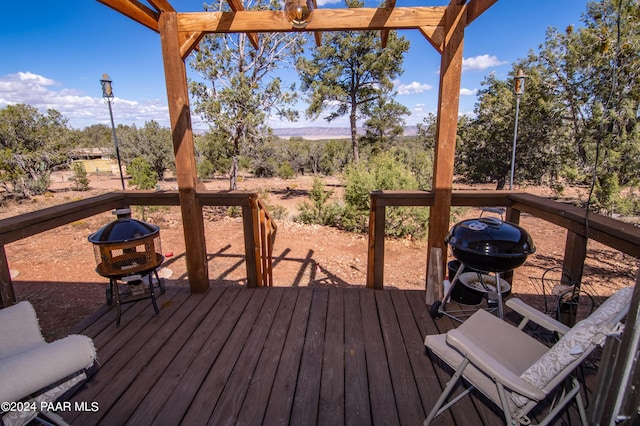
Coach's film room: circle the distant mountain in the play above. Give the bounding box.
[273,126,419,139]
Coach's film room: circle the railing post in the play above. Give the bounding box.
[563,231,587,286]
[503,206,521,284]
[0,245,15,308]
[367,192,385,289]
[242,196,260,288]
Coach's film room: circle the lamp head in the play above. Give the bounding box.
[514,69,526,96]
[284,0,314,29]
[101,73,114,99]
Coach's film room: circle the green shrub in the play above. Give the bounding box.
[72,163,90,191]
[277,163,295,179]
[297,153,429,238]
[298,178,333,224]
[127,157,157,190]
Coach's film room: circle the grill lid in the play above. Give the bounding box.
[445,217,535,257]
[88,209,159,244]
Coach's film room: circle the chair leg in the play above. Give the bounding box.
[496,382,518,425]
[36,409,71,426]
[424,358,470,425]
[538,377,583,426]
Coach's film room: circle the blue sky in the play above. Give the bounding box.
[0,0,588,131]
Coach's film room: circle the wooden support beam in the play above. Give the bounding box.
[380,0,396,48]
[465,0,497,26]
[426,2,466,280]
[419,25,444,53]
[159,11,210,293]
[98,0,160,31]
[147,0,175,13]
[177,7,446,33]
[225,0,260,49]
[312,0,322,47]
[179,31,205,59]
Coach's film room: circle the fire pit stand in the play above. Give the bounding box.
[103,262,165,326]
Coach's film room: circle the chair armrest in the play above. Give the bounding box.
[446,328,547,401]
[506,298,570,335]
[0,335,96,403]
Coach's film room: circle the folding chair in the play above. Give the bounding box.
[0,301,97,426]
[424,286,632,425]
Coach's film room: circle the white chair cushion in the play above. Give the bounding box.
[0,302,45,359]
[0,334,96,403]
[511,286,632,407]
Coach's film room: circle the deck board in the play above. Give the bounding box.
[62,286,589,425]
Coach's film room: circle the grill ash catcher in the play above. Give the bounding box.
[430,208,535,321]
[88,208,166,325]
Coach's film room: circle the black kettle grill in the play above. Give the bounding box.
[431,208,536,320]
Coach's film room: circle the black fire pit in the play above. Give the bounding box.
[88,208,165,325]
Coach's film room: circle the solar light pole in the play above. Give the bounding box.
[509,69,526,190]
[100,74,125,190]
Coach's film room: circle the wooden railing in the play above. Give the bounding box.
[2,189,639,304]
[366,190,640,290]
[0,190,277,306]
[250,196,277,287]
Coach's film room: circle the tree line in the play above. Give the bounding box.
[0,0,637,218]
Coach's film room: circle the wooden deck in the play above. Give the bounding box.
[62,286,592,425]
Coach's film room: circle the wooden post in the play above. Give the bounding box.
[0,245,15,307]
[242,198,259,288]
[558,230,588,326]
[367,192,386,290]
[563,230,587,286]
[426,2,466,282]
[426,247,443,305]
[158,12,209,293]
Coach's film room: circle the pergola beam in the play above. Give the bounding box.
[466,0,497,26]
[225,0,260,49]
[176,7,446,33]
[380,0,396,48]
[98,0,160,31]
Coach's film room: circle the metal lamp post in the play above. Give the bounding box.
[509,69,526,190]
[100,74,125,190]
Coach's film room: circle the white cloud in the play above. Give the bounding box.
[0,72,169,129]
[316,0,342,5]
[462,54,507,72]
[397,81,433,95]
[460,88,478,96]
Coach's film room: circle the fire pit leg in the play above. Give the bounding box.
[147,272,160,316]
[112,278,122,326]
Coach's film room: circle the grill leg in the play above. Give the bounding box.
[495,272,504,319]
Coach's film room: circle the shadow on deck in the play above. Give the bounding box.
[63,286,594,425]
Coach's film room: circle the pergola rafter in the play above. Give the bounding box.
[97,0,496,293]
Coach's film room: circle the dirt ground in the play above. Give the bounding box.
[2,172,638,341]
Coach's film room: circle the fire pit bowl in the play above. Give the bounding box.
[88,209,163,278]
